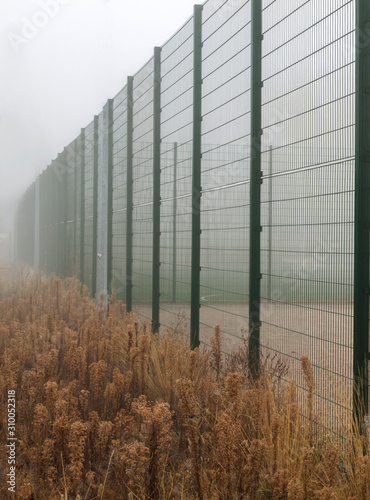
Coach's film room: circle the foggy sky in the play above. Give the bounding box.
[0,0,197,232]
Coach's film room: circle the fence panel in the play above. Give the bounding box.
[64,141,77,277]
[83,120,95,290]
[199,0,252,348]
[40,168,52,274]
[259,0,356,427]
[112,88,128,302]
[49,160,62,276]
[16,183,35,268]
[131,60,155,321]
[73,136,82,279]
[159,17,194,334]
[39,172,47,271]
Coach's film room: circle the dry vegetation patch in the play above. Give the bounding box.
[0,272,368,499]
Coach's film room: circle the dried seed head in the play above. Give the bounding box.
[300,356,315,392]
[287,478,304,500]
[273,468,289,499]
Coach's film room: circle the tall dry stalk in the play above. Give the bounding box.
[213,409,240,499]
[210,324,222,381]
[300,355,315,447]
[175,378,203,500]
[243,439,268,498]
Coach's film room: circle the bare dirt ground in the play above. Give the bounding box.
[148,300,360,427]
[156,301,353,371]
[129,300,369,429]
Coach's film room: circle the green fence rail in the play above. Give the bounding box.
[15,0,369,428]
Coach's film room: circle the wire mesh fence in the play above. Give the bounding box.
[159,16,194,333]
[15,0,369,427]
[259,0,356,429]
[112,88,128,304]
[131,59,155,322]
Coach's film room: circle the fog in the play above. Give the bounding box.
[0,0,197,234]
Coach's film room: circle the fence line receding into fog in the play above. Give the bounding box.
[15,0,370,429]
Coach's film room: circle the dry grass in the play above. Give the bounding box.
[0,271,368,499]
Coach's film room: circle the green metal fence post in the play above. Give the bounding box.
[56,159,62,275]
[172,142,178,304]
[42,171,45,271]
[51,166,56,274]
[73,140,78,275]
[62,150,68,277]
[267,145,272,301]
[32,184,37,267]
[190,4,203,350]
[80,129,86,287]
[54,166,58,273]
[39,174,44,270]
[48,168,52,273]
[13,211,17,266]
[126,76,134,312]
[46,165,54,274]
[17,195,22,264]
[56,165,61,274]
[92,115,99,297]
[54,166,58,274]
[48,169,53,272]
[15,207,19,265]
[107,99,114,297]
[34,176,40,270]
[353,0,370,427]
[248,0,263,379]
[152,47,162,333]
[52,161,58,274]
[44,169,49,273]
